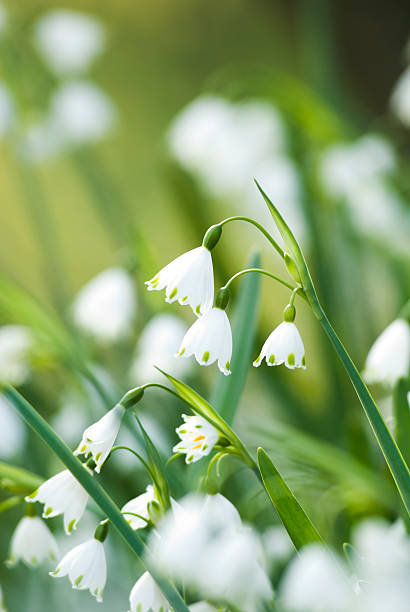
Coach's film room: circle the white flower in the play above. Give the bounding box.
[0,394,27,459]
[146,246,214,317]
[33,10,105,75]
[128,572,171,612]
[129,313,192,383]
[363,318,410,387]
[189,604,219,612]
[263,525,294,569]
[26,467,91,535]
[0,325,32,385]
[391,66,410,127]
[49,80,116,147]
[121,485,159,529]
[0,83,15,137]
[73,267,136,342]
[51,537,107,602]
[173,414,219,464]
[253,321,306,370]
[74,403,125,472]
[176,307,232,375]
[7,514,58,568]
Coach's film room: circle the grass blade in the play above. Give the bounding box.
[393,378,410,468]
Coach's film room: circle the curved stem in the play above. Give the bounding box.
[223,268,298,295]
[218,216,284,259]
[109,445,153,479]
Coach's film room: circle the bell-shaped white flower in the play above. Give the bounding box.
[121,485,159,530]
[74,403,125,472]
[145,246,214,317]
[173,414,219,464]
[253,321,306,370]
[7,512,58,568]
[363,318,410,388]
[51,526,107,602]
[176,307,232,375]
[128,572,171,612]
[26,467,91,535]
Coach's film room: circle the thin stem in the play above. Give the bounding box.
[218,216,284,259]
[289,287,301,307]
[223,268,297,294]
[109,445,153,479]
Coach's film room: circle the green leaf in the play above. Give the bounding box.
[0,461,43,492]
[1,385,189,612]
[257,447,322,550]
[393,378,410,467]
[211,250,261,425]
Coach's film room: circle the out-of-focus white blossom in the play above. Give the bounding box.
[128,571,171,612]
[363,318,410,388]
[18,119,61,163]
[173,414,219,464]
[189,603,219,612]
[129,314,192,383]
[33,10,105,75]
[390,66,410,127]
[73,267,136,342]
[0,83,15,136]
[0,394,27,458]
[7,514,58,568]
[263,525,294,569]
[0,325,32,385]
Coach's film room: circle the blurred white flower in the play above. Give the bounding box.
[129,313,191,383]
[7,513,58,568]
[390,66,410,127]
[26,467,91,535]
[49,80,116,147]
[0,394,27,459]
[121,485,159,529]
[128,571,171,612]
[33,10,105,75]
[0,83,15,136]
[73,267,136,342]
[146,246,214,317]
[176,307,232,375]
[74,403,125,472]
[189,604,218,612]
[18,118,61,163]
[51,535,107,602]
[253,321,306,370]
[363,318,410,388]
[173,414,219,464]
[263,525,294,569]
[0,325,32,385]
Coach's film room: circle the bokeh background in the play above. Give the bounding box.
[0,1,409,610]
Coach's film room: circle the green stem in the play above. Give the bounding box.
[223,268,297,294]
[319,310,410,514]
[218,216,284,259]
[1,386,189,612]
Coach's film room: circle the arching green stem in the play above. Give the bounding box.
[222,268,301,296]
[217,216,284,259]
[109,445,154,479]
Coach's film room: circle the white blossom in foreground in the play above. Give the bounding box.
[26,467,91,535]
[176,307,232,375]
[7,514,58,568]
[253,322,306,370]
[390,66,410,127]
[121,485,159,529]
[0,83,15,137]
[189,604,218,612]
[51,535,107,602]
[146,246,214,317]
[173,414,219,464]
[0,325,32,385]
[33,10,105,75]
[74,403,125,472]
[363,318,410,388]
[0,394,27,459]
[73,267,136,342]
[128,572,171,612]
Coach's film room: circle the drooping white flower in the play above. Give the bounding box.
[176,307,232,375]
[0,394,27,459]
[189,603,219,612]
[51,535,107,602]
[253,321,306,370]
[391,66,410,127]
[128,572,171,612]
[121,485,159,529]
[363,318,410,388]
[146,246,214,317]
[26,467,91,535]
[74,403,125,472]
[0,325,32,385]
[33,10,105,75]
[73,267,136,342]
[0,83,15,137]
[129,313,192,383]
[173,414,219,464]
[7,514,58,568]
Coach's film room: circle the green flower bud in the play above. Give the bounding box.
[94,520,109,542]
[202,224,222,251]
[215,286,230,310]
[284,303,296,322]
[120,386,144,410]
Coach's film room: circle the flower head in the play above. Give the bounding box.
[173,414,219,464]
[128,572,171,612]
[7,512,58,568]
[145,246,214,317]
[363,318,410,388]
[253,321,306,370]
[26,467,91,535]
[121,485,159,529]
[74,403,125,472]
[176,307,232,375]
[189,604,219,612]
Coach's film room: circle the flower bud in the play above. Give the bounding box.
[202,224,222,251]
[215,286,230,310]
[283,304,296,322]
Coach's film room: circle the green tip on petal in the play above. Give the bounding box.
[287,353,295,366]
[169,287,178,299]
[27,489,38,499]
[74,575,84,587]
[44,507,53,516]
[67,518,76,533]
[196,304,201,315]
[268,354,276,364]
[202,351,210,363]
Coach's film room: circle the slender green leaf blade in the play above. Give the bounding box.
[393,378,410,468]
[257,447,322,550]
